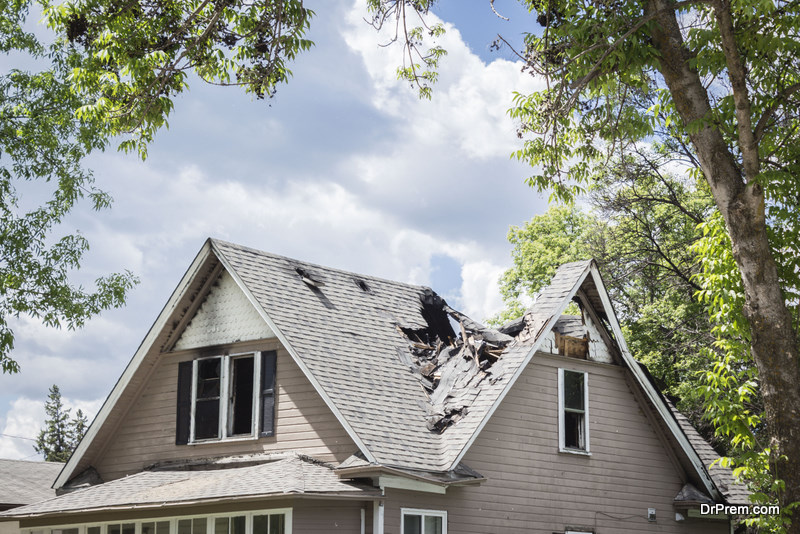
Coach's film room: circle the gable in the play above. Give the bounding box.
[173,270,275,351]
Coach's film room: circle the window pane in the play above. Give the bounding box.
[197,358,221,399]
[192,518,207,534]
[156,522,170,534]
[564,411,585,449]
[142,523,156,534]
[88,528,101,534]
[122,524,135,534]
[424,516,442,534]
[230,356,255,435]
[109,525,121,534]
[253,516,268,534]
[178,520,192,534]
[403,514,422,534]
[564,371,584,411]
[231,517,245,534]
[195,398,220,439]
[269,514,284,534]
[214,518,229,534]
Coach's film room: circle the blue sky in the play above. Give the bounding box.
[0,0,549,459]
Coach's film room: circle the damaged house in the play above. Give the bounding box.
[0,239,748,534]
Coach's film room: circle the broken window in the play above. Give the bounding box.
[229,356,255,436]
[559,368,589,453]
[176,351,277,444]
[401,509,446,534]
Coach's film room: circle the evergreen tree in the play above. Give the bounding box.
[34,385,88,462]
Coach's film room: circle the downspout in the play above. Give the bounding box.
[360,508,365,534]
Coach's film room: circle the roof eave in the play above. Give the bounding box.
[54,240,218,489]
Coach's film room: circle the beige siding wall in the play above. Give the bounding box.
[0,520,20,534]
[94,339,356,481]
[381,352,729,534]
[292,501,366,533]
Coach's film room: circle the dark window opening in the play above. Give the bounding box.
[564,411,585,449]
[230,356,255,435]
[562,369,587,451]
[195,358,221,439]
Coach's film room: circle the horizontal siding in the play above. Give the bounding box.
[95,341,356,481]
[292,501,366,532]
[382,352,728,534]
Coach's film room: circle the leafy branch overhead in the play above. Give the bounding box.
[1,0,315,375]
[44,0,314,155]
[367,0,446,100]
[375,0,800,531]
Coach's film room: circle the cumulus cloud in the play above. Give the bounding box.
[0,0,548,431]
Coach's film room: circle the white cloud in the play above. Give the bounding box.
[0,0,550,437]
[0,398,43,459]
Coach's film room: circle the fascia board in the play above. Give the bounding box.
[587,265,722,501]
[448,262,593,470]
[210,241,377,464]
[54,240,216,489]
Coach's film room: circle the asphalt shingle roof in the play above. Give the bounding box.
[214,242,594,472]
[2,455,380,518]
[0,459,62,506]
[667,403,751,506]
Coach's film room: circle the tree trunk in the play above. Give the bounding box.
[645,0,800,527]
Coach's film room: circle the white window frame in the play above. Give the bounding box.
[21,508,292,534]
[189,352,262,443]
[558,368,590,455]
[400,508,447,534]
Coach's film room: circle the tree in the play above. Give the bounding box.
[495,160,729,447]
[0,0,313,374]
[34,385,87,462]
[368,1,800,529]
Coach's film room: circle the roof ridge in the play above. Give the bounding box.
[211,238,432,292]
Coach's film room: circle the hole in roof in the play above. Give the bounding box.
[353,278,372,293]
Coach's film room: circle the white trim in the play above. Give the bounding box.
[55,241,217,489]
[399,508,447,534]
[558,368,591,455]
[589,265,721,500]
[210,241,377,463]
[378,475,446,494]
[448,262,594,469]
[372,501,384,534]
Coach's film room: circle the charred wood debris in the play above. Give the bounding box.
[396,289,516,433]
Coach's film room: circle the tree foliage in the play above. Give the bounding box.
[1,0,314,374]
[34,385,88,463]
[370,0,800,529]
[495,157,727,446]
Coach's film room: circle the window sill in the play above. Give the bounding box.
[559,447,592,456]
[188,435,260,445]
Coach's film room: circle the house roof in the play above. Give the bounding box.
[0,459,62,507]
[55,239,742,505]
[667,403,750,506]
[3,454,380,519]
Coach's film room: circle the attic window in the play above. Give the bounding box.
[175,351,277,445]
[558,368,590,454]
